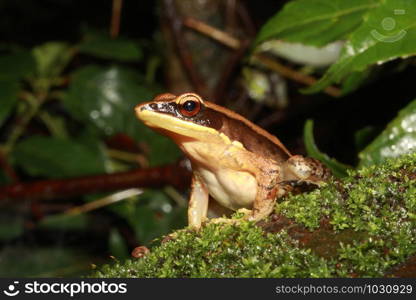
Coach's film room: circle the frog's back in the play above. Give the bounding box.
[204,101,292,163]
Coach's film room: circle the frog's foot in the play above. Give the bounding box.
[163,227,194,242]
[207,217,239,226]
[236,208,252,217]
[283,155,331,184]
[207,208,253,226]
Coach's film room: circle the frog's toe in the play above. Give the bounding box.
[207,209,254,226]
[236,208,252,217]
[164,227,195,241]
[207,217,240,226]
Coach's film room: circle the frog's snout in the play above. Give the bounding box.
[135,103,152,115]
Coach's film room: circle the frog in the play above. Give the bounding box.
[135,92,330,229]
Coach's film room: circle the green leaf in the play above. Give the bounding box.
[32,42,73,77]
[63,65,150,137]
[147,134,181,166]
[0,216,23,241]
[0,170,10,185]
[304,119,351,177]
[13,135,107,178]
[354,126,377,152]
[255,0,379,47]
[359,99,416,167]
[108,228,129,260]
[111,190,186,245]
[63,65,180,165]
[0,80,19,127]
[0,51,36,80]
[39,214,88,230]
[0,246,91,277]
[79,35,142,62]
[340,69,372,94]
[305,0,416,93]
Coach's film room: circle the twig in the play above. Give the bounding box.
[163,186,187,207]
[254,54,342,98]
[214,39,249,102]
[3,92,46,154]
[38,110,69,139]
[110,0,123,38]
[0,163,191,202]
[183,17,241,50]
[65,188,143,215]
[235,0,256,38]
[225,0,237,34]
[163,0,208,97]
[0,150,18,183]
[107,148,145,164]
[182,16,341,98]
[182,16,250,102]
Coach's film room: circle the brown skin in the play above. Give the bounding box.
[135,93,330,229]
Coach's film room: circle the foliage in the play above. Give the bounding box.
[79,33,143,62]
[359,98,416,166]
[13,136,108,178]
[255,0,416,94]
[303,120,351,177]
[0,31,182,276]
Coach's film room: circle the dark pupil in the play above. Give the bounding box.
[183,101,196,112]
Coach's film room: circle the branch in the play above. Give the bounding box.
[163,0,208,98]
[110,0,123,38]
[254,54,341,98]
[182,17,341,98]
[0,162,191,202]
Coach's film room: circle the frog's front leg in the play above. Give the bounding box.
[247,167,284,222]
[188,173,209,229]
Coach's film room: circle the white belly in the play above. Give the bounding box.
[196,168,257,211]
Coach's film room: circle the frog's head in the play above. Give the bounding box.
[135,93,224,142]
[135,92,291,161]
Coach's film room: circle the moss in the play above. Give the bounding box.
[92,153,416,278]
[93,223,333,278]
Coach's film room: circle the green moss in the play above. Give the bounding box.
[92,153,416,278]
[93,223,333,278]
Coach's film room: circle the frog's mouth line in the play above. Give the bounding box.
[136,108,218,138]
[136,108,241,148]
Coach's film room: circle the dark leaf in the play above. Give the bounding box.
[13,135,108,178]
[79,35,142,62]
[359,99,416,167]
[255,0,377,47]
[0,51,36,80]
[32,42,74,78]
[354,126,378,152]
[0,216,23,241]
[0,246,92,277]
[63,65,180,165]
[305,0,416,93]
[108,228,129,260]
[304,119,351,177]
[0,80,19,127]
[39,214,88,230]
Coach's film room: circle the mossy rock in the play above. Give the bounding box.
[92,153,416,277]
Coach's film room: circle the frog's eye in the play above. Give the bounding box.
[179,99,201,117]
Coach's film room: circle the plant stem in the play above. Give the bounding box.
[3,91,46,154]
